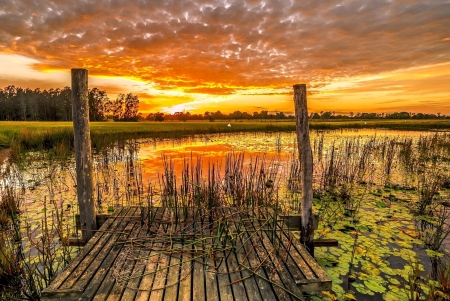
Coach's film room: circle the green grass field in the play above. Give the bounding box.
[1,119,450,151]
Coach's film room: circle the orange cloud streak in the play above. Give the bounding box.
[0,0,449,113]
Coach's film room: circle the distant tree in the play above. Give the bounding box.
[103,98,115,120]
[276,111,286,119]
[112,94,125,121]
[0,85,140,122]
[122,93,139,121]
[17,88,27,121]
[386,111,410,119]
[88,88,108,121]
[230,110,243,120]
[155,112,165,122]
[311,113,320,119]
[212,110,225,120]
[260,110,269,119]
[59,87,72,121]
[360,112,377,119]
[321,111,334,119]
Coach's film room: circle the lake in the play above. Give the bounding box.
[1,128,449,300]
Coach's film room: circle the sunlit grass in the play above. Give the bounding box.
[0,121,294,151]
[1,119,450,151]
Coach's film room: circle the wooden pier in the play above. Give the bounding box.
[42,206,331,301]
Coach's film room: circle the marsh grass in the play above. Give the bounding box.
[119,131,450,300]
[3,120,450,154]
[3,130,450,299]
[0,147,79,300]
[405,256,450,301]
[0,121,297,153]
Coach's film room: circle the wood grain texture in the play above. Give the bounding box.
[43,207,331,300]
[293,84,315,256]
[72,68,96,243]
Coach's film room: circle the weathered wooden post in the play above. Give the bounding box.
[72,68,96,243]
[293,84,315,256]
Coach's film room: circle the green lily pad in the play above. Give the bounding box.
[376,201,387,208]
[425,249,444,258]
[364,279,386,293]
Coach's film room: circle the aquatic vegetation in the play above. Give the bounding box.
[1,129,450,299]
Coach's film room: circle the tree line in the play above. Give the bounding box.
[309,111,448,120]
[145,110,449,122]
[1,85,447,122]
[145,110,295,121]
[0,85,140,121]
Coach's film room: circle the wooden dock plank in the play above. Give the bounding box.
[163,215,182,301]
[42,206,331,301]
[86,207,139,301]
[239,214,292,301]
[248,211,305,301]
[214,209,235,301]
[103,220,144,301]
[277,232,313,279]
[191,219,206,301]
[148,209,172,301]
[120,208,156,301]
[41,289,83,301]
[264,212,317,281]
[67,208,137,291]
[286,233,332,291]
[50,208,135,301]
[239,229,277,301]
[276,232,331,292]
[177,247,192,301]
[177,217,195,301]
[223,207,268,301]
[134,207,166,301]
[42,208,126,293]
[223,233,249,301]
[263,209,332,292]
[204,214,220,301]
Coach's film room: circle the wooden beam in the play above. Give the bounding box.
[75,214,111,232]
[72,68,96,243]
[279,213,319,230]
[313,239,339,247]
[68,238,85,247]
[293,84,315,257]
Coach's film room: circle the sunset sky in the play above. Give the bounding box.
[0,0,449,115]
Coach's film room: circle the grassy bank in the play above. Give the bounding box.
[0,121,294,151]
[1,119,450,151]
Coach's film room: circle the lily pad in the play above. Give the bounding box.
[364,279,386,293]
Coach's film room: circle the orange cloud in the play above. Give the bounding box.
[0,0,449,113]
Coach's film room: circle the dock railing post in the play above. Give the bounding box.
[293,84,315,257]
[72,68,97,243]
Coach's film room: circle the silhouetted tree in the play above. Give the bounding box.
[122,93,139,121]
[155,112,165,122]
[88,88,108,121]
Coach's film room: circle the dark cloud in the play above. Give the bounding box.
[0,0,449,95]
